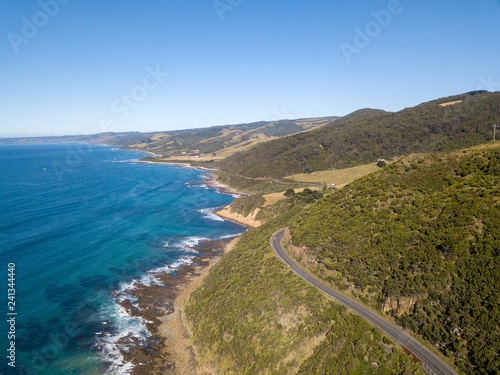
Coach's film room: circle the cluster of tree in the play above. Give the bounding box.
[284,188,324,204]
[288,144,500,374]
[217,91,500,178]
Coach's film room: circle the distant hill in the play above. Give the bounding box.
[329,107,388,125]
[120,117,336,158]
[217,91,500,178]
[287,143,500,374]
[0,132,144,146]
[0,116,337,160]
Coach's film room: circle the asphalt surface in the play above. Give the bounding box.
[271,229,459,375]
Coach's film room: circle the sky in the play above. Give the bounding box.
[0,0,499,137]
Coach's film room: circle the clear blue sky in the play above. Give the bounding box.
[1,0,499,137]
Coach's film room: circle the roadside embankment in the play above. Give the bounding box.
[215,206,262,228]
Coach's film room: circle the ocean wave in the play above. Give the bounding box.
[98,302,149,375]
[114,159,141,163]
[185,181,207,189]
[147,255,195,276]
[173,236,210,253]
[120,255,197,292]
[99,252,196,373]
[198,207,225,222]
[219,233,241,240]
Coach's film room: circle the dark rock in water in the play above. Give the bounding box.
[98,238,230,374]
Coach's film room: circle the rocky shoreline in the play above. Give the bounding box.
[107,237,239,375]
[103,159,247,374]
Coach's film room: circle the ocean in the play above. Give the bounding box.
[0,143,245,374]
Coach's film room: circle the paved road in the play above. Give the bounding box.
[271,229,459,375]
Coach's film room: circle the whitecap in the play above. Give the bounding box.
[174,236,210,252]
[98,302,150,375]
[219,233,241,240]
[198,207,225,222]
[97,238,209,373]
[145,255,196,275]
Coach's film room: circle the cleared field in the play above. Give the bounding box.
[150,133,171,141]
[439,100,463,107]
[287,163,382,189]
[129,142,150,148]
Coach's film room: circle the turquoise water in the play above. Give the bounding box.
[0,143,244,374]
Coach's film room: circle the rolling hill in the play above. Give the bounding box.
[217,91,500,178]
[122,117,336,160]
[0,116,337,162]
[287,142,500,374]
[184,142,499,374]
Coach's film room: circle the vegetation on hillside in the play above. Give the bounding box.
[212,171,307,195]
[184,93,499,374]
[226,194,266,217]
[122,117,335,157]
[288,143,500,374]
[217,91,500,178]
[297,314,424,375]
[0,117,336,162]
[185,204,425,374]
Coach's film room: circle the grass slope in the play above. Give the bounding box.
[288,143,500,374]
[288,162,382,189]
[217,91,500,178]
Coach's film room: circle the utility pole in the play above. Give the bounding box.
[494,123,498,142]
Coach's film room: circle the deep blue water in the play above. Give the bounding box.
[0,143,244,374]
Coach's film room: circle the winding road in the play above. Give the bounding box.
[271,229,459,375]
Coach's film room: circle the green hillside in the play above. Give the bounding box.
[287,143,500,374]
[217,91,500,178]
[185,203,425,374]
